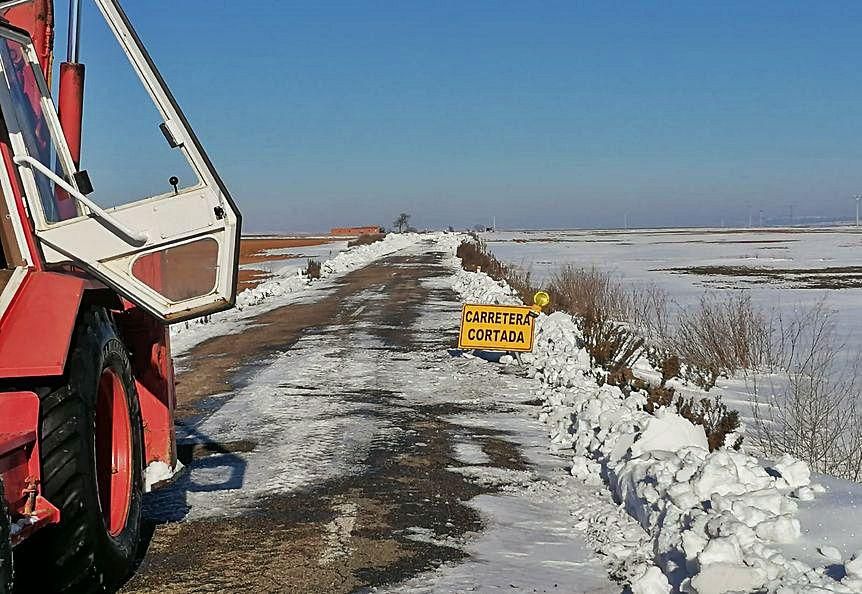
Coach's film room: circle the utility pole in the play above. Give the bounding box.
[759,209,764,227]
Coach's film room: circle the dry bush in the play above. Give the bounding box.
[660,353,681,386]
[678,395,742,451]
[505,267,537,305]
[456,240,541,303]
[629,284,673,343]
[584,319,644,372]
[304,259,322,279]
[547,266,647,372]
[640,384,741,451]
[348,233,385,247]
[668,292,771,388]
[751,300,862,481]
[456,240,507,279]
[548,265,631,321]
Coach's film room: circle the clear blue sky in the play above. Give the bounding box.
[52,1,862,232]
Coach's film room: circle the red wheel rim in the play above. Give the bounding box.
[95,368,133,537]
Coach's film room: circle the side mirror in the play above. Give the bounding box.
[73,170,94,195]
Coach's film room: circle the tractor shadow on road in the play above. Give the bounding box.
[134,423,252,581]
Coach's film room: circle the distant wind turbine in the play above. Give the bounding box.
[855,195,861,227]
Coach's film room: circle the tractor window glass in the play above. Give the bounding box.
[131,238,219,302]
[0,39,77,223]
[66,1,199,210]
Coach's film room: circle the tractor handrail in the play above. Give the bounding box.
[13,155,148,245]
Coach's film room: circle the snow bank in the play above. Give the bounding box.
[237,232,428,309]
[446,256,859,593]
[172,232,448,355]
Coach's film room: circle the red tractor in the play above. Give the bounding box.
[0,1,241,592]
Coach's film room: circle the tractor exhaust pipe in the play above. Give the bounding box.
[66,0,81,63]
[58,0,84,168]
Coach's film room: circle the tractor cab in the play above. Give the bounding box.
[0,0,241,323]
[0,3,241,591]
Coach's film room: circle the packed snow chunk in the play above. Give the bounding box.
[629,409,708,458]
[846,550,862,578]
[738,489,785,516]
[697,537,743,567]
[753,515,800,544]
[691,451,773,500]
[817,545,842,562]
[570,455,603,486]
[688,563,765,594]
[144,459,183,492]
[631,566,671,594]
[771,454,811,490]
[792,486,815,501]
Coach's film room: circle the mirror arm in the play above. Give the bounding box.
[13,155,148,246]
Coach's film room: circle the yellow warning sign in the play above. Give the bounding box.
[458,303,537,352]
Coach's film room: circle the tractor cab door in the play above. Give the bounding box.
[0,0,241,323]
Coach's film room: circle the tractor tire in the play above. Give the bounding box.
[0,479,12,594]
[16,307,144,593]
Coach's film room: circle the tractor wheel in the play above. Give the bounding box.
[0,479,12,594]
[17,307,144,593]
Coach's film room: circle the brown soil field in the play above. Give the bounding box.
[238,237,338,291]
[660,264,862,289]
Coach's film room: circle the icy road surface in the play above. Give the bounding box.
[122,240,628,593]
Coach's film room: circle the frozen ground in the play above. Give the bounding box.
[130,233,862,594]
[483,227,862,354]
[452,243,862,593]
[170,232,427,355]
[483,227,862,445]
[130,237,629,593]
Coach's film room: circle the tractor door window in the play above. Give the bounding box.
[0,39,76,223]
[69,3,199,210]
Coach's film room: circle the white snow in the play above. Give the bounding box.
[447,240,862,593]
[144,459,184,492]
[170,232,437,355]
[153,232,861,593]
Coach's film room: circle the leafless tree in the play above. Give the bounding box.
[393,212,410,233]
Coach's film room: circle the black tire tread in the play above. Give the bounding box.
[0,479,11,594]
[15,307,144,594]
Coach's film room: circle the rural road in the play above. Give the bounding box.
[120,240,625,593]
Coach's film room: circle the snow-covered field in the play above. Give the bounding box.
[450,242,862,593]
[482,227,862,358]
[159,232,862,593]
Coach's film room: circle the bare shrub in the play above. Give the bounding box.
[348,233,385,247]
[456,240,541,304]
[505,266,537,305]
[629,284,673,343]
[304,259,321,279]
[548,265,630,320]
[456,240,507,279]
[585,319,644,373]
[660,354,681,386]
[668,292,772,388]
[750,300,862,481]
[639,383,741,451]
[678,395,743,451]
